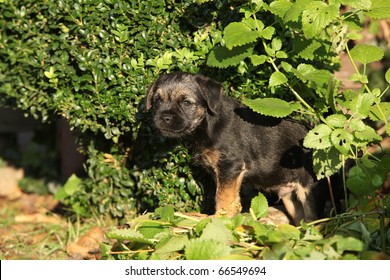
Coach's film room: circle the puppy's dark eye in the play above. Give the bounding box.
[181,99,193,107]
[154,96,163,106]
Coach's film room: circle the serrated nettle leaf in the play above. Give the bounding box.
[349,44,384,64]
[348,118,366,131]
[293,64,333,87]
[224,22,261,50]
[242,18,264,31]
[185,239,231,260]
[106,228,153,244]
[354,125,381,141]
[207,44,254,68]
[346,165,374,195]
[269,71,288,87]
[369,102,390,121]
[284,0,312,22]
[269,0,293,18]
[348,93,376,118]
[313,147,342,179]
[243,98,300,118]
[331,128,354,155]
[200,219,235,242]
[304,124,333,149]
[340,0,372,9]
[326,114,347,128]
[366,0,390,19]
[250,193,268,219]
[302,2,339,38]
[293,38,332,60]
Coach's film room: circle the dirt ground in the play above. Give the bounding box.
[0,168,105,260]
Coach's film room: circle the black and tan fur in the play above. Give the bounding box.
[145,72,318,224]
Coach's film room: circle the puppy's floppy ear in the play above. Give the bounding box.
[195,74,223,115]
[145,79,158,111]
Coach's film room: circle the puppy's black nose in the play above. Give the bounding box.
[161,114,173,124]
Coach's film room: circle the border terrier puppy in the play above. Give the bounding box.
[145,72,318,224]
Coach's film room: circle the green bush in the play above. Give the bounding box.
[0,0,234,219]
[1,0,389,229]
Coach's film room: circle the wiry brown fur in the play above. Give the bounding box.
[146,72,318,224]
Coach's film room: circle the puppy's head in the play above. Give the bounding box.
[145,72,223,138]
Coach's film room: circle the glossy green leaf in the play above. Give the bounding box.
[350,44,384,64]
[185,239,231,260]
[341,0,372,9]
[366,0,390,19]
[250,193,268,219]
[106,228,153,244]
[302,2,339,38]
[244,98,300,118]
[224,22,261,50]
[207,45,254,68]
[326,114,347,128]
[304,124,333,149]
[269,72,288,87]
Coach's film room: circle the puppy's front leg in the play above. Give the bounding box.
[215,166,246,217]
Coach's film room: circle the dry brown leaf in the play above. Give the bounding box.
[17,194,59,214]
[0,167,23,200]
[67,227,105,260]
[15,213,66,225]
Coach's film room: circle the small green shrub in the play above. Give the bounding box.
[0,0,217,218]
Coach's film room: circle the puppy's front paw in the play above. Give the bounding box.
[215,202,242,218]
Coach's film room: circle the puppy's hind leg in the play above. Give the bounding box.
[280,191,304,226]
[295,183,317,223]
[279,182,314,225]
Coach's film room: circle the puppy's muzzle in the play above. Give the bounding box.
[160,113,174,125]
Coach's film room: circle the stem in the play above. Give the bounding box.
[345,45,389,127]
[265,46,332,127]
[326,175,338,215]
[345,44,372,94]
[300,210,383,228]
[109,249,154,255]
[342,155,349,210]
[174,212,202,222]
[379,198,386,253]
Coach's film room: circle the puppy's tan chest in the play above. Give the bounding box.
[200,148,220,175]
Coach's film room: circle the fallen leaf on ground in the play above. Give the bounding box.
[15,213,66,225]
[17,194,59,214]
[67,227,105,260]
[0,167,23,200]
